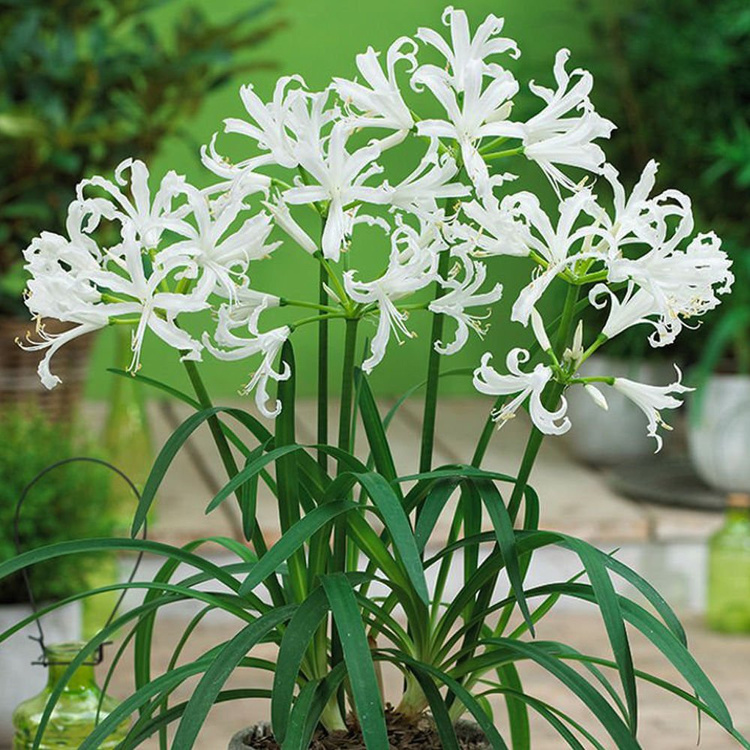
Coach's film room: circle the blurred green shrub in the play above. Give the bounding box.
[587,0,750,372]
[0,409,119,604]
[0,0,282,316]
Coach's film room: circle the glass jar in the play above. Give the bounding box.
[12,642,129,749]
[707,493,750,633]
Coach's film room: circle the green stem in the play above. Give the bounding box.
[419,248,452,474]
[331,318,359,706]
[318,265,330,471]
[182,359,285,607]
[281,297,338,313]
[483,146,524,162]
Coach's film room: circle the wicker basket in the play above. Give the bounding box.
[0,316,94,423]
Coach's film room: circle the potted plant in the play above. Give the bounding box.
[2,7,748,748]
[0,0,281,423]
[583,0,750,488]
[0,409,115,744]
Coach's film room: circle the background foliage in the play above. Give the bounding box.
[0,0,282,315]
[0,410,115,603]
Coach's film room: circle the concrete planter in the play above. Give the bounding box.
[688,374,750,493]
[228,720,489,748]
[0,601,81,746]
[564,355,675,465]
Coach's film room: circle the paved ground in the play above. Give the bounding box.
[77,398,749,748]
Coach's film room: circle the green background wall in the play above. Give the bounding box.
[87,0,612,402]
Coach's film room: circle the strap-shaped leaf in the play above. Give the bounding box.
[474,479,535,636]
[133,406,272,535]
[414,479,458,551]
[239,502,357,595]
[496,663,531,750]
[272,587,330,742]
[322,574,388,748]
[171,605,296,749]
[356,370,401,493]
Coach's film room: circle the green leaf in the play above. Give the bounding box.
[474,479,535,636]
[272,587,330,743]
[576,543,637,733]
[171,606,296,749]
[356,370,401,493]
[322,574,388,748]
[239,502,357,596]
[352,471,429,604]
[414,479,458,551]
[496,664,531,750]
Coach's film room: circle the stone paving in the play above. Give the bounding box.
[80,398,749,748]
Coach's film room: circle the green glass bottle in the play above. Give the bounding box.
[12,642,129,749]
[707,493,750,633]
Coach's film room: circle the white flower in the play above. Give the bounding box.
[333,37,417,135]
[384,140,470,214]
[473,349,570,435]
[593,231,733,347]
[601,161,693,254]
[97,227,206,372]
[416,6,520,92]
[159,186,280,303]
[223,75,309,169]
[77,159,185,248]
[203,295,290,418]
[520,49,615,191]
[506,189,606,324]
[530,307,551,352]
[344,223,439,372]
[612,367,692,451]
[200,134,272,198]
[283,122,388,261]
[263,195,318,254]
[457,187,529,258]
[413,61,519,193]
[21,207,111,388]
[429,254,502,355]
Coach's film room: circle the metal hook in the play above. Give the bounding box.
[13,457,147,666]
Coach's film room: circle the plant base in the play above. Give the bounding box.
[229,715,489,749]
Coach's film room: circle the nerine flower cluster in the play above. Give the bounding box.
[20,7,733,449]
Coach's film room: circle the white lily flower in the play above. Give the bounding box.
[473,349,570,435]
[77,159,185,248]
[430,255,502,355]
[521,49,615,191]
[601,161,693,255]
[506,189,607,324]
[283,122,388,261]
[416,6,520,91]
[200,134,272,198]
[203,295,290,418]
[158,186,280,303]
[413,61,520,193]
[97,227,206,372]
[458,187,529,258]
[612,367,693,452]
[344,223,439,372]
[223,75,309,169]
[21,210,110,388]
[263,195,318,254]
[333,37,417,135]
[385,140,470,215]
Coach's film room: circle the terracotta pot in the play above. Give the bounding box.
[228,720,489,749]
[688,374,750,493]
[0,316,93,423]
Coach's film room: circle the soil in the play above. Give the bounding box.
[243,710,487,749]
